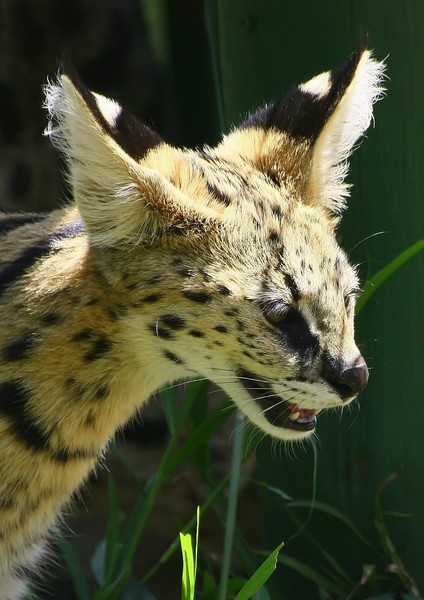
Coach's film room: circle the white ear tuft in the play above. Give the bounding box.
[44,74,218,247]
[308,51,386,213]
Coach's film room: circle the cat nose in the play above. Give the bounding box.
[322,359,368,400]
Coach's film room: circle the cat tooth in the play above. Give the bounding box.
[288,411,300,421]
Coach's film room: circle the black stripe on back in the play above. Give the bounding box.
[0,219,85,297]
[0,380,96,463]
[0,380,52,454]
[0,214,47,237]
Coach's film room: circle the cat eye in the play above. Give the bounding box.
[263,306,300,329]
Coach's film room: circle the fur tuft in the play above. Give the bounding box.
[307,50,386,212]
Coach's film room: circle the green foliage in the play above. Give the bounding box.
[58,381,282,600]
[356,240,424,314]
[54,3,424,599]
[179,507,200,600]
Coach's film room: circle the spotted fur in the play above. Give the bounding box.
[0,48,384,598]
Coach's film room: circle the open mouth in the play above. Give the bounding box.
[237,369,318,432]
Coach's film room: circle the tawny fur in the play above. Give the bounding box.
[0,49,384,598]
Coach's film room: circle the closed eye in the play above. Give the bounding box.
[263,305,299,329]
[262,304,318,358]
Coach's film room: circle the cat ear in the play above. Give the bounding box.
[44,73,218,247]
[219,49,385,214]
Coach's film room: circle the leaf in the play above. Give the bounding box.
[91,540,106,586]
[121,577,159,599]
[57,537,90,600]
[163,400,235,475]
[356,240,424,314]
[180,507,200,600]
[161,387,180,437]
[180,532,196,600]
[278,554,343,595]
[104,477,122,580]
[286,499,380,556]
[234,542,283,600]
[92,572,131,600]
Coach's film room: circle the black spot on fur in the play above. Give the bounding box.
[183,291,212,304]
[146,274,163,285]
[271,205,282,218]
[72,329,95,342]
[236,319,245,332]
[3,332,39,361]
[267,173,281,187]
[141,293,162,304]
[84,411,96,427]
[160,314,186,330]
[93,384,110,400]
[163,350,184,365]
[269,231,279,243]
[189,330,205,338]
[214,325,228,333]
[177,268,195,278]
[65,377,76,388]
[107,308,118,320]
[216,284,231,296]
[149,324,173,340]
[40,312,62,325]
[0,380,73,461]
[84,337,112,362]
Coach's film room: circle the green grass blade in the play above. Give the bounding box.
[117,488,148,574]
[251,478,353,585]
[92,572,131,600]
[194,506,200,583]
[356,240,424,314]
[163,400,235,475]
[287,500,381,558]
[182,380,209,422]
[277,554,344,595]
[104,477,121,581]
[217,412,245,600]
[161,387,180,438]
[180,506,200,600]
[57,537,90,600]
[234,543,283,600]
[140,478,228,585]
[180,532,196,600]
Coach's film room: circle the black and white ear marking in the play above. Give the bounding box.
[240,48,385,213]
[46,71,162,161]
[43,73,219,248]
[243,49,382,142]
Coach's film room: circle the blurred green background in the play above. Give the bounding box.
[1,1,423,598]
